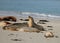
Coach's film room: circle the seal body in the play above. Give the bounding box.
[3,23,28,31]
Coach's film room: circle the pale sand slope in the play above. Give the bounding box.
[0,17,60,43]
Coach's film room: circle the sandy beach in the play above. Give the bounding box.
[0,15,60,43]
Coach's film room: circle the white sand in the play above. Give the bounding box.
[0,16,60,43]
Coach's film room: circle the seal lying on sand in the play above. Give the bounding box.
[3,16,44,32]
[3,22,28,31]
[28,16,45,31]
[2,16,17,22]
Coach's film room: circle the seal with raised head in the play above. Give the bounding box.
[28,16,45,31]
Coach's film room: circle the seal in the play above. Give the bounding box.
[3,22,28,31]
[2,16,17,22]
[28,16,45,31]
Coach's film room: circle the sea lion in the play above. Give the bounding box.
[2,16,17,22]
[3,22,28,30]
[28,16,45,31]
[3,16,44,32]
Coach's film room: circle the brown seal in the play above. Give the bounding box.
[44,32,54,38]
[2,16,17,22]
